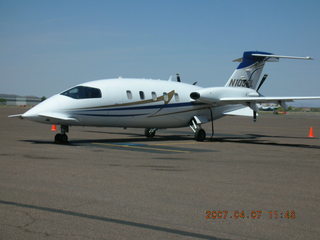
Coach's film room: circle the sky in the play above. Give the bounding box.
[0,0,320,106]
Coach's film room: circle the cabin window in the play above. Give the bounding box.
[139,91,145,100]
[61,86,102,99]
[126,90,133,99]
[163,92,168,102]
[151,92,157,101]
[174,93,180,102]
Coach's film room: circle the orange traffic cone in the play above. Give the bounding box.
[308,127,315,138]
[51,124,57,131]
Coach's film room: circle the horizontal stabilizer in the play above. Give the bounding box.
[251,54,313,60]
[233,54,313,63]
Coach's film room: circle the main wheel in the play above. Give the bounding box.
[145,128,156,138]
[54,133,68,144]
[55,133,62,144]
[195,129,206,142]
[60,134,68,143]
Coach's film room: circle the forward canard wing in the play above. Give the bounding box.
[37,112,79,123]
[9,112,79,124]
[8,114,23,119]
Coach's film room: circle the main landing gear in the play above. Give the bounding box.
[190,117,207,142]
[144,118,212,142]
[54,125,69,144]
[195,128,206,142]
[145,128,157,138]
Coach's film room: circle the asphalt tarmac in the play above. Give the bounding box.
[1,106,319,240]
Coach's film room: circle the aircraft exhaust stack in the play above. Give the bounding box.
[190,92,200,100]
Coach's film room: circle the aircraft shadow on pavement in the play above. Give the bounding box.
[20,135,193,145]
[21,134,320,149]
[249,133,316,140]
[0,199,226,240]
[83,130,144,137]
[213,135,320,150]
[72,135,193,144]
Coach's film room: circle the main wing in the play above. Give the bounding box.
[190,87,320,105]
[190,87,320,120]
[218,96,320,105]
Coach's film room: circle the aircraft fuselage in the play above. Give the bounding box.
[22,78,236,128]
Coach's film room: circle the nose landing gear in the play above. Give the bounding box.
[145,128,157,138]
[54,125,69,144]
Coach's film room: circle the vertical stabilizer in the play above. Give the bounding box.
[225,51,274,90]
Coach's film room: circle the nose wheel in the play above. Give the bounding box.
[145,128,157,138]
[54,133,68,144]
[54,125,69,144]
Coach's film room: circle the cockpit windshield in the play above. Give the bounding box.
[61,86,102,99]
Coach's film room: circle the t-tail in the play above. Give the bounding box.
[225,51,312,90]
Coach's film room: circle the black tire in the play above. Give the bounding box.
[145,128,156,138]
[195,129,206,142]
[54,133,68,144]
[54,133,62,144]
[60,134,68,144]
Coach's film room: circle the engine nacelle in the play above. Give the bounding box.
[190,87,259,103]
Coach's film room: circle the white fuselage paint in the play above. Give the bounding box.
[22,78,244,128]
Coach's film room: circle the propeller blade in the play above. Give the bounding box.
[176,73,181,82]
[253,111,257,122]
[257,74,268,91]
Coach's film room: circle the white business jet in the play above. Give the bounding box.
[9,51,320,143]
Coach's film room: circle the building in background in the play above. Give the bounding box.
[0,94,41,106]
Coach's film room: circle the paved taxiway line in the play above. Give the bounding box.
[151,141,197,146]
[93,142,190,153]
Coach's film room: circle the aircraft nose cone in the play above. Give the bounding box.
[20,94,71,122]
[22,109,38,119]
[22,106,42,119]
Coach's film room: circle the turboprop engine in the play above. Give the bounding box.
[190,87,260,104]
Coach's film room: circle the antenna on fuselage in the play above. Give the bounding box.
[176,73,181,82]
